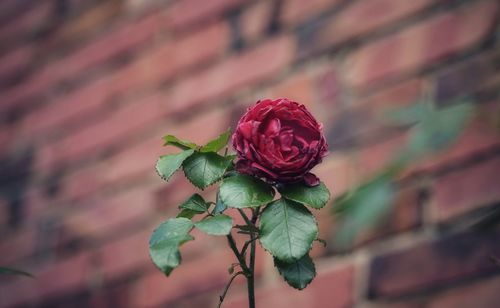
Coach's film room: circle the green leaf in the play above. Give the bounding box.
[149,218,194,276]
[407,102,473,156]
[383,103,426,126]
[234,224,260,233]
[274,254,316,290]
[200,128,231,153]
[219,174,275,208]
[279,182,330,209]
[195,214,233,236]
[156,149,195,181]
[179,194,209,213]
[182,152,233,189]
[0,267,34,278]
[163,135,198,150]
[176,209,199,219]
[259,198,318,262]
[213,192,227,214]
[333,174,395,247]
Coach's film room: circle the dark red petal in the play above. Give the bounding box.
[303,173,320,187]
[239,121,254,140]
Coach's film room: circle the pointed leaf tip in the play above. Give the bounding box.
[156,149,195,182]
[200,128,232,153]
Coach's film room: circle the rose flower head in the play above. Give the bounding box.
[232,98,328,187]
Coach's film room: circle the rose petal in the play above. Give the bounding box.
[303,173,320,187]
[232,98,328,184]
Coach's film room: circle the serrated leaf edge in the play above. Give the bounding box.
[155,150,194,182]
[279,182,331,210]
[258,199,319,263]
[274,255,316,290]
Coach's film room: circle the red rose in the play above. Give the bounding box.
[232,98,328,186]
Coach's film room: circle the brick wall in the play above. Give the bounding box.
[0,0,499,307]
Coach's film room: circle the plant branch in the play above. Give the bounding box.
[237,209,253,226]
[241,236,259,257]
[246,207,259,308]
[226,233,250,274]
[218,271,245,308]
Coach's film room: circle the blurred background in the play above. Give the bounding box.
[0,0,499,307]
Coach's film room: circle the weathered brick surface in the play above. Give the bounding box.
[368,230,500,298]
[1,0,499,307]
[301,0,437,56]
[166,0,247,31]
[169,35,295,112]
[427,275,500,308]
[345,0,499,90]
[226,264,355,308]
[17,21,230,141]
[281,0,343,27]
[431,156,500,222]
[240,0,275,43]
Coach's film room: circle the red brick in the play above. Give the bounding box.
[358,133,407,176]
[0,0,19,13]
[356,185,422,245]
[0,66,56,115]
[0,184,156,268]
[63,186,156,241]
[104,106,232,185]
[428,275,500,308]
[37,93,167,172]
[368,230,500,298]
[0,253,93,307]
[240,0,274,43]
[346,0,498,89]
[18,107,232,237]
[325,79,423,154]
[0,2,52,43]
[45,105,232,207]
[406,101,500,176]
[357,78,424,108]
[170,35,295,111]
[281,0,343,27]
[317,0,435,50]
[0,10,162,116]
[314,153,357,199]
[166,0,247,31]
[0,229,36,265]
[47,12,162,83]
[18,22,229,142]
[0,125,15,151]
[435,50,500,104]
[267,65,341,124]
[20,76,112,137]
[110,21,230,95]
[0,45,32,80]
[55,1,124,43]
[268,70,317,110]
[99,229,152,282]
[128,249,229,307]
[431,156,500,222]
[315,66,343,111]
[310,209,335,258]
[226,263,355,308]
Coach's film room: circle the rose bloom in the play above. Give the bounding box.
[232,98,328,186]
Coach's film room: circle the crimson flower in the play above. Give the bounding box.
[232,98,328,186]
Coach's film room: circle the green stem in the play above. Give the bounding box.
[226,233,250,274]
[218,271,245,308]
[237,209,253,226]
[247,235,256,308]
[224,208,260,308]
[241,236,258,257]
[247,207,259,308]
